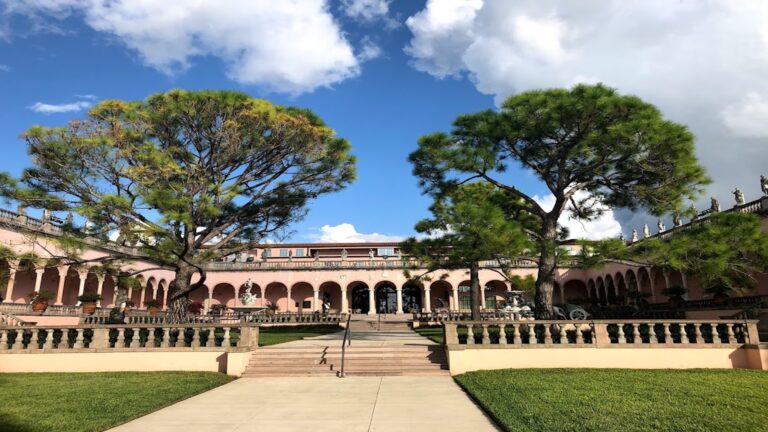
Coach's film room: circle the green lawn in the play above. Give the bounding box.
[258,325,343,346]
[0,372,234,432]
[455,369,768,432]
[415,326,444,343]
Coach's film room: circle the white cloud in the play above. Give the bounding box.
[405,0,768,226]
[533,192,622,241]
[722,92,768,138]
[4,0,364,94]
[341,0,389,21]
[28,100,91,114]
[311,223,403,243]
[358,37,381,61]
[0,64,10,71]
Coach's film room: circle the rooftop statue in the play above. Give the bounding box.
[64,212,74,225]
[631,229,638,242]
[733,188,745,206]
[710,197,720,213]
[673,213,682,227]
[643,224,650,238]
[657,219,665,233]
[762,175,768,196]
[341,248,348,259]
[369,249,374,259]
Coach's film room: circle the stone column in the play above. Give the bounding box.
[452,286,459,310]
[206,287,213,314]
[33,268,45,294]
[313,287,320,312]
[424,288,431,312]
[126,286,133,305]
[286,286,292,313]
[3,264,17,303]
[396,286,403,314]
[95,274,105,307]
[54,266,69,305]
[162,285,169,310]
[139,282,147,309]
[75,271,87,305]
[341,287,348,314]
[367,286,375,315]
[680,273,689,299]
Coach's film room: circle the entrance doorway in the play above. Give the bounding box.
[351,283,370,314]
[375,284,397,314]
[402,285,422,313]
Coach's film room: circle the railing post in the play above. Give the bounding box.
[444,323,459,345]
[745,321,759,344]
[222,327,231,348]
[91,328,110,349]
[592,323,610,347]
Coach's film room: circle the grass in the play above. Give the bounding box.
[455,369,768,432]
[0,372,234,432]
[415,326,444,343]
[258,324,342,346]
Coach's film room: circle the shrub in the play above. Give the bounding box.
[144,299,161,308]
[77,293,103,303]
[29,290,55,303]
[188,301,204,315]
[662,285,687,297]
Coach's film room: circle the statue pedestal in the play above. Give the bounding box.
[229,305,269,315]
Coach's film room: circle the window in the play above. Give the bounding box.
[279,249,289,257]
[295,249,305,257]
[262,249,271,258]
[377,247,395,257]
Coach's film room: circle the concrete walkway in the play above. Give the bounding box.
[109,376,499,432]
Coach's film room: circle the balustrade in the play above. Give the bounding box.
[443,319,758,347]
[0,323,260,352]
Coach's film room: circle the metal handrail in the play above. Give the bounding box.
[337,313,352,378]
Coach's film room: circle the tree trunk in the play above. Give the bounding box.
[535,218,559,319]
[470,262,482,321]
[167,264,198,323]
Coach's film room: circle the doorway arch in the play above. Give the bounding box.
[350,282,370,314]
[375,282,397,314]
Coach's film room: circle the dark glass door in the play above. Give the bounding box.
[376,285,397,314]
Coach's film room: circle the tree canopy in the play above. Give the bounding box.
[401,182,532,319]
[410,84,709,316]
[2,89,356,319]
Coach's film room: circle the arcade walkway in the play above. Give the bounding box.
[109,376,499,432]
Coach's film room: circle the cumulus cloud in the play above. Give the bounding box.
[341,0,389,21]
[0,64,10,71]
[311,223,403,243]
[405,0,768,231]
[28,99,91,114]
[4,0,364,94]
[533,192,622,241]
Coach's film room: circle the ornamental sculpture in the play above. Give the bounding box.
[673,213,682,227]
[657,219,665,233]
[631,229,638,242]
[710,197,720,213]
[761,175,768,196]
[642,224,650,238]
[733,188,745,206]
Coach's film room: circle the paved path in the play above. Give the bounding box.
[109,376,499,432]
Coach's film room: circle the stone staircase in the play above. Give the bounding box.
[242,322,449,377]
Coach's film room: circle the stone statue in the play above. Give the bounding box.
[642,224,650,238]
[287,249,293,261]
[65,212,74,225]
[673,213,682,227]
[84,220,95,234]
[16,204,26,215]
[761,175,768,196]
[313,250,319,261]
[42,209,51,222]
[618,232,624,242]
[369,249,374,259]
[240,279,256,305]
[733,188,745,206]
[341,248,348,260]
[631,229,638,242]
[710,197,720,213]
[657,219,665,233]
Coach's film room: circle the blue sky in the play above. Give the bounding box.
[1,1,767,242]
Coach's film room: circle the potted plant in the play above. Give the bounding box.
[144,299,162,315]
[29,290,55,313]
[661,285,687,308]
[705,284,731,305]
[77,293,103,315]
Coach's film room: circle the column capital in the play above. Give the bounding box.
[56,265,70,277]
[34,268,45,275]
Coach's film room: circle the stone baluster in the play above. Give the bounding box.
[632,324,641,345]
[42,329,54,350]
[559,326,567,345]
[498,324,507,345]
[222,327,231,348]
[73,329,85,349]
[543,325,553,344]
[10,330,22,350]
[205,328,215,347]
[710,324,720,344]
[650,324,660,344]
[481,324,490,344]
[0,329,5,349]
[528,325,537,345]
[510,323,519,345]
[574,324,583,345]
[159,328,170,348]
[693,323,703,344]
[465,324,475,345]
[680,324,690,344]
[191,327,201,348]
[663,323,673,345]
[726,324,736,344]
[617,325,626,344]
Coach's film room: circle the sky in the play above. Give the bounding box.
[0,0,767,243]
